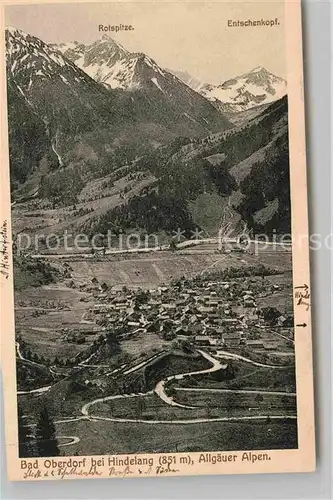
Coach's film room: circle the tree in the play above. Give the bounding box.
[106,331,121,355]
[179,339,194,354]
[36,407,60,457]
[136,397,146,418]
[169,239,177,252]
[225,362,236,380]
[166,386,177,399]
[134,288,150,306]
[281,395,293,410]
[255,393,264,404]
[224,392,238,418]
[260,307,281,326]
[206,405,212,418]
[18,406,36,457]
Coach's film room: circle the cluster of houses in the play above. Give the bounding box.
[77,276,289,354]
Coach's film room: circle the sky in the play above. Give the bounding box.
[5,1,286,84]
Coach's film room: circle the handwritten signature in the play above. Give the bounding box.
[294,284,310,311]
[0,220,9,280]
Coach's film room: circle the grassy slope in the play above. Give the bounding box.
[11,97,290,242]
[13,256,62,291]
[53,418,298,455]
[95,96,290,238]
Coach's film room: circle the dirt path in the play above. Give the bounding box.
[80,350,296,423]
[214,350,293,369]
[175,387,296,397]
[154,350,227,408]
[58,436,81,447]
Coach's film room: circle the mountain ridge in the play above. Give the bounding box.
[79,96,290,238]
[53,35,231,134]
[169,66,287,115]
[6,27,231,193]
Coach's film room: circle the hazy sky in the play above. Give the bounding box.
[5,1,286,84]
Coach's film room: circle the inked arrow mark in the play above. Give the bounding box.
[296,323,307,328]
[295,284,309,290]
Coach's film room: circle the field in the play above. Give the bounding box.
[173,389,296,414]
[15,284,98,358]
[13,246,293,361]
[12,172,155,238]
[14,242,297,456]
[121,331,170,357]
[61,248,292,290]
[53,418,298,455]
[175,360,296,392]
[92,389,296,420]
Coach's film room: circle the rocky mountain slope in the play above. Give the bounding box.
[173,66,287,117]
[6,28,290,237]
[6,28,230,195]
[53,35,231,133]
[81,96,290,238]
[201,66,286,114]
[52,36,130,89]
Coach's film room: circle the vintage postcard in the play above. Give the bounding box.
[0,0,315,481]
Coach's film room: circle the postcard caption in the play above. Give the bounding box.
[19,452,272,479]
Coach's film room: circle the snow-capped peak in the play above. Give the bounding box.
[54,37,167,90]
[200,67,287,114]
[5,26,89,95]
[6,26,31,38]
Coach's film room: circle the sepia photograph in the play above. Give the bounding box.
[0,0,315,481]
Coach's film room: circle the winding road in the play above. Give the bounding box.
[175,387,296,397]
[80,349,296,424]
[16,341,55,395]
[214,350,292,369]
[57,436,81,447]
[17,385,52,396]
[16,341,166,396]
[154,350,227,408]
[17,346,296,443]
[78,413,296,425]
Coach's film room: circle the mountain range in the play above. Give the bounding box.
[54,37,286,120]
[170,66,287,116]
[6,28,229,191]
[54,39,286,117]
[6,27,290,235]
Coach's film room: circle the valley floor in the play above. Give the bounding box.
[15,245,297,456]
